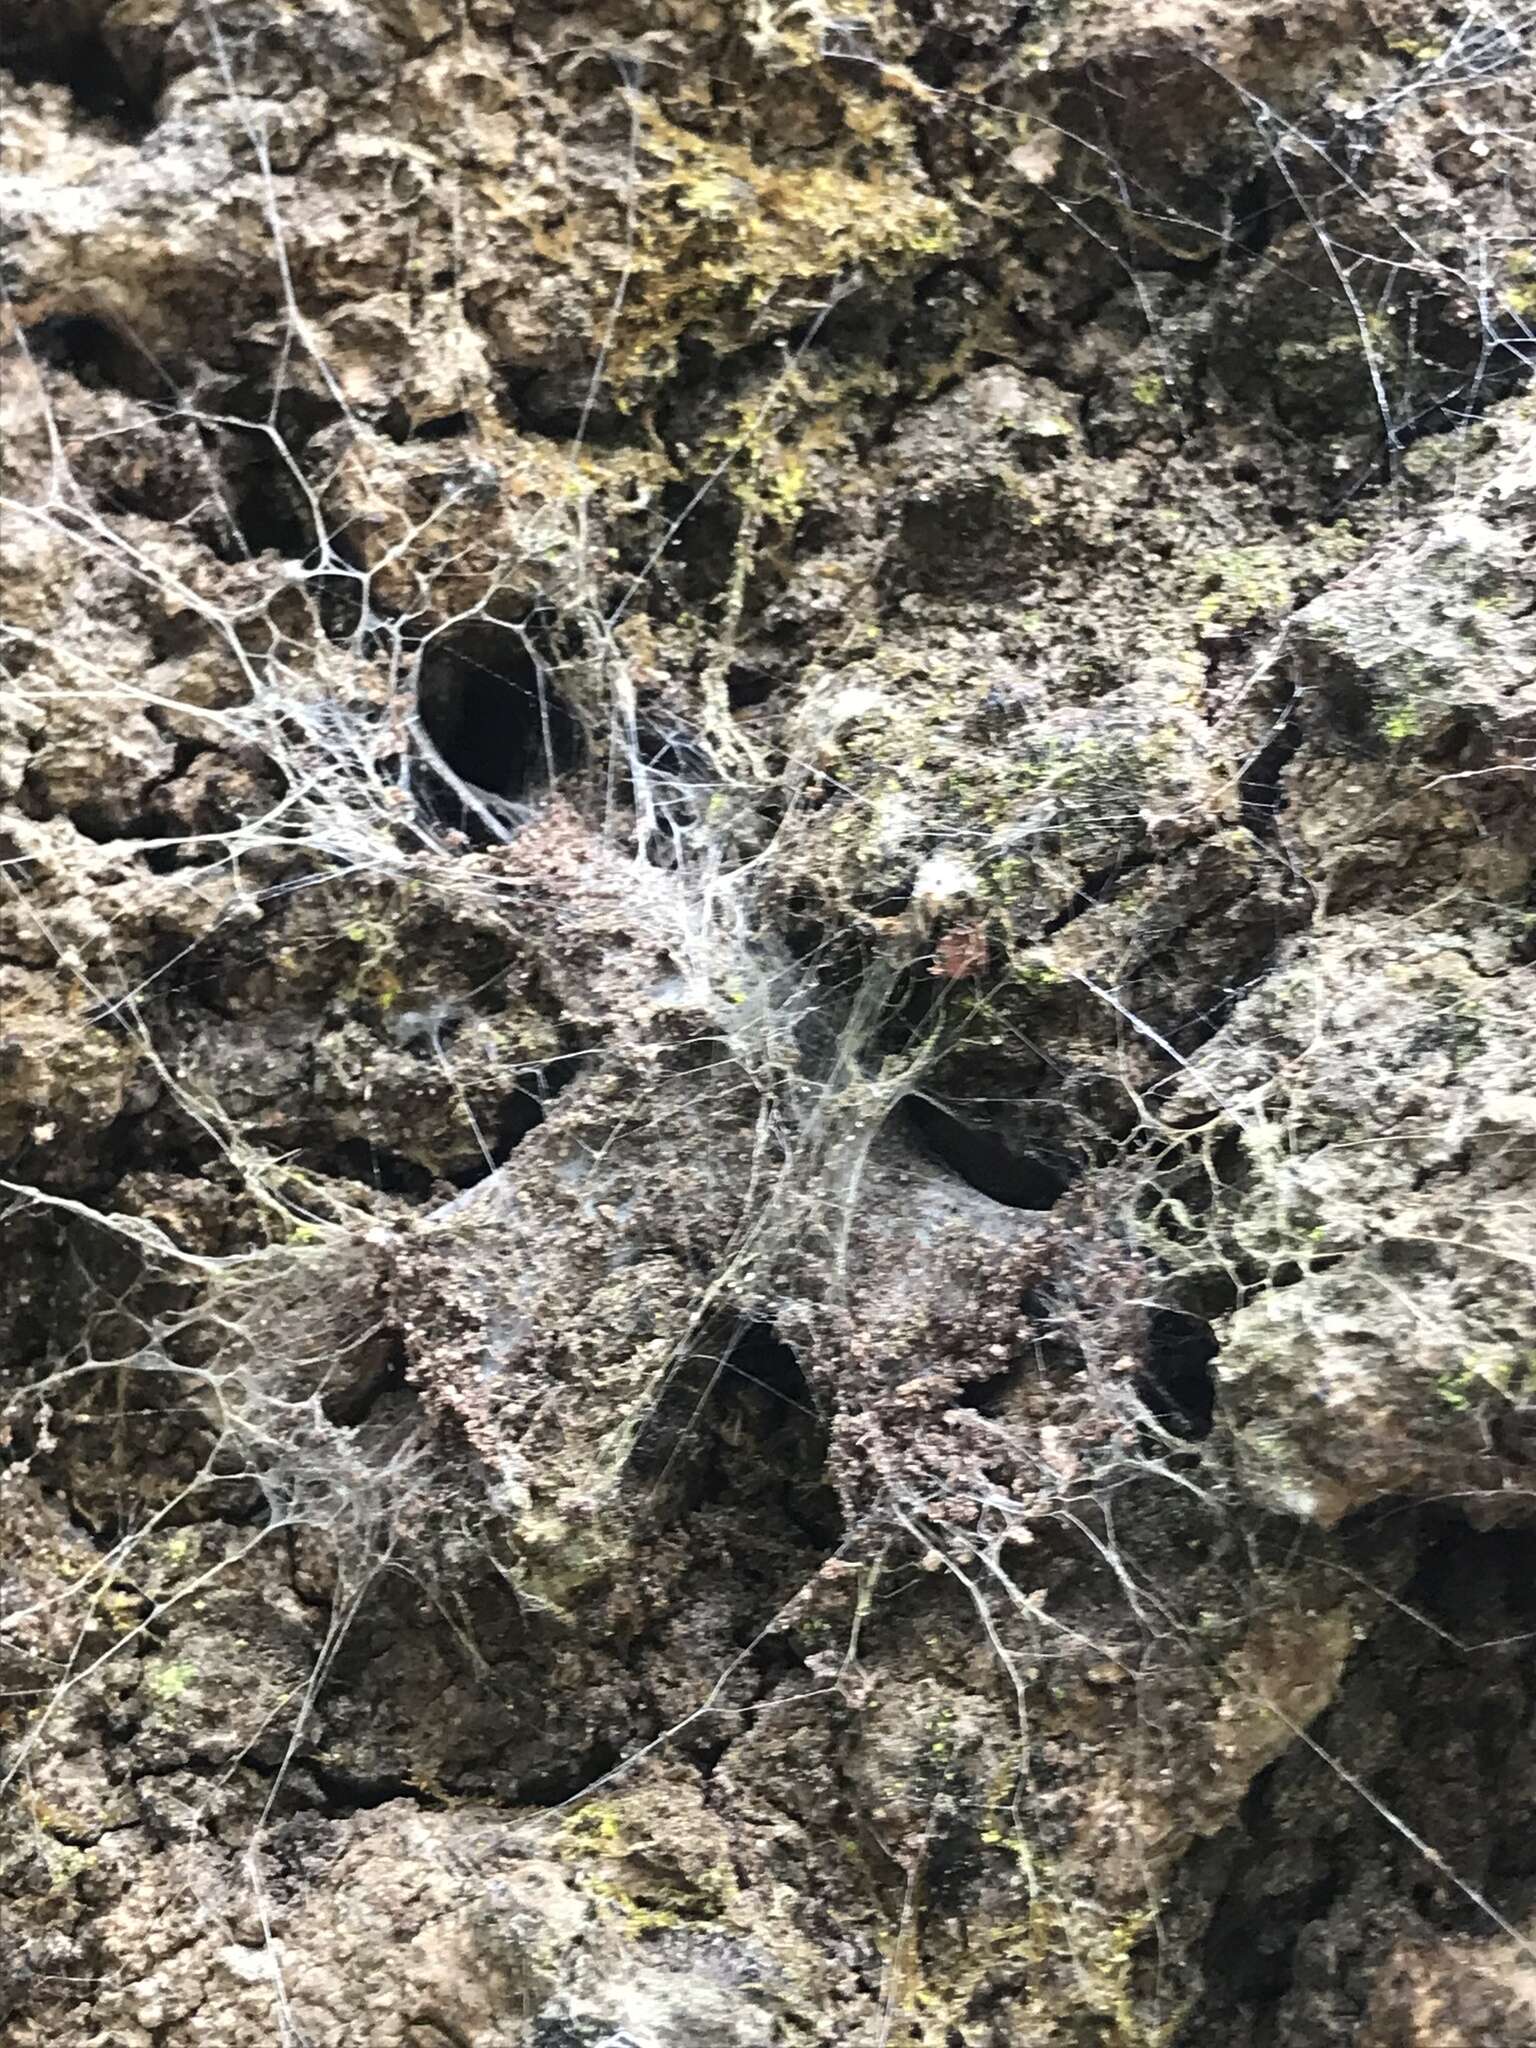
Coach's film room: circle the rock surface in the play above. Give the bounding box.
[2,3,1534,2045]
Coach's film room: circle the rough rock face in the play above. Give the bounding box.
[2,4,1534,2044]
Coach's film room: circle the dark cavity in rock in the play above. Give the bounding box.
[908,1095,1075,1210]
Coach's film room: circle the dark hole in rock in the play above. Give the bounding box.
[631,1321,844,1572]
[1200,1846,1343,2005]
[726,665,775,709]
[651,477,744,608]
[628,716,718,855]
[307,1760,447,1815]
[1422,713,1478,767]
[1042,857,1135,935]
[26,312,166,403]
[215,381,340,452]
[441,1058,581,1189]
[315,1139,438,1201]
[953,1356,1028,1417]
[908,1095,1074,1210]
[1389,335,1536,457]
[321,1334,408,1427]
[499,364,636,446]
[378,401,474,445]
[3,14,160,136]
[907,19,982,90]
[515,1742,624,1808]
[922,1804,987,1922]
[1265,1252,1345,1293]
[638,715,713,791]
[223,440,317,563]
[1209,1126,1245,1190]
[1515,883,1536,967]
[1229,166,1280,257]
[891,481,1033,598]
[416,625,579,832]
[300,1050,578,1200]
[1324,338,1535,513]
[1239,712,1303,836]
[1136,1308,1218,1439]
[867,885,916,923]
[1167,967,1273,1061]
[1180,1521,1536,2043]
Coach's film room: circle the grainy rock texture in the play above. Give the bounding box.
[2,4,1534,2045]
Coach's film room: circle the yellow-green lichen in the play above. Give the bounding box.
[144,1658,198,1703]
[1192,544,1295,631]
[336,913,404,1012]
[608,102,959,391]
[1435,1348,1534,1411]
[558,1797,736,1934]
[1376,700,1427,745]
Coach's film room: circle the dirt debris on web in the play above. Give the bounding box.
[3,3,1536,2044]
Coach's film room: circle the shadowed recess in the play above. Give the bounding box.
[3,7,162,136]
[908,1094,1075,1210]
[1138,1308,1219,1439]
[632,1321,844,1550]
[1180,1522,1536,2044]
[25,313,167,402]
[416,624,580,830]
